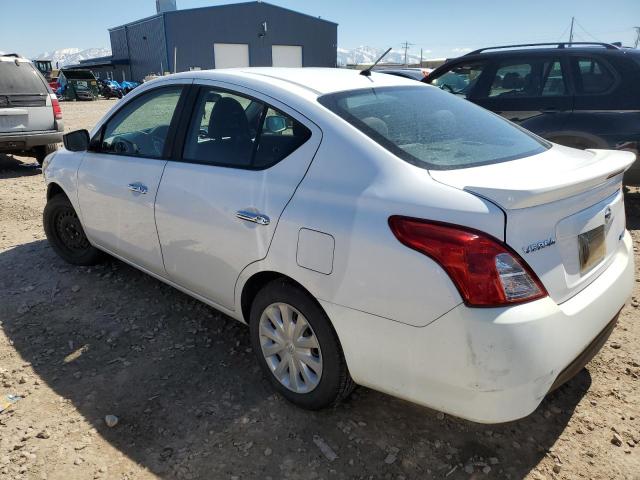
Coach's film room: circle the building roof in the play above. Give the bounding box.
[108,1,337,31]
[64,56,129,69]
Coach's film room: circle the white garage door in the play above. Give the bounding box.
[214,43,249,69]
[272,45,303,68]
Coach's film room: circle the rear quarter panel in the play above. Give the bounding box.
[238,120,505,327]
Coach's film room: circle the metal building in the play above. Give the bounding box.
[68,1,337,82]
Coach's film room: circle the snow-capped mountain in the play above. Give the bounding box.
[337,46,425,66]
[33,48,112,67]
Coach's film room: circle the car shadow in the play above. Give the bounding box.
[0,240,589,479]
[0,153,41,179]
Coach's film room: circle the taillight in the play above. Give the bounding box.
[51,94,62,120]
[388,216,547,307]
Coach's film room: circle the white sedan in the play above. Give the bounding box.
[42,68,635,423]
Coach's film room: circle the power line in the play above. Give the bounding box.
[575,19,601,42]
[557,24,570,42]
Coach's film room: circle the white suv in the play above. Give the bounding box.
[0,54,63,164]
[42,68,634,423]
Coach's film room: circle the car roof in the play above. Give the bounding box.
[452,45,640,61]
[171,67,418,96]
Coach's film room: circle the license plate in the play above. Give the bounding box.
[578,225,605,274]
[0,116,25,130]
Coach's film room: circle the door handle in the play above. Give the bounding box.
[236,210,270,225]
[127,182,148,194]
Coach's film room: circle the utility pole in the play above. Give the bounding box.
[420,48,423,67]
[400,41,414,66]
[634,27,640,49]
[569,16,575,43]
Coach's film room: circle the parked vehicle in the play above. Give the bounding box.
[57,69,99,101]
[120,80,140,94]
[97,79,123,99]
[42,68,634,423]
[0,54,63,164]
[424,42,640,183]
[375,67,432,80]
[32,59,53,81]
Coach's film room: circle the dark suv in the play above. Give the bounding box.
[424,42,640,183]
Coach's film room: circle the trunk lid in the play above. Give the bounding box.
[430,144,635,303]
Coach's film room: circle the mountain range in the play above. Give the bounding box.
[27,46,429,68]
[33,48,112,67]
[337,46,428,66]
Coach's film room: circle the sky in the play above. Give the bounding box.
[1,0,638,58]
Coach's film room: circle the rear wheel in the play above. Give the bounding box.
[249,279,355,409]
[35,143,58,165]
[43,195,103,265]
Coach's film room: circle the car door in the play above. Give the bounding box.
[77,82,189,276]
[473,55,573,135]
[155,82,321,310]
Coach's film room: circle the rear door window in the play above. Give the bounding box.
[182,87,311,169]
[488,58,567,98]
[0,61,49,95]
[573,57,615,94]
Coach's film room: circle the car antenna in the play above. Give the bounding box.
[360,47,392,77]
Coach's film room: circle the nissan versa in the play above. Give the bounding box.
[41,68,635,423]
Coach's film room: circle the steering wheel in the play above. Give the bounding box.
[439,83,455,93]
[113,138,136,154]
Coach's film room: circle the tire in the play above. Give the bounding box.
[43,194,103,266]
[35,143,58,166]
[249,279,355,409]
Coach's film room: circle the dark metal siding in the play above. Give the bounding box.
[163,2,337,71]
[109,28,129,60]
[125,17,168,81]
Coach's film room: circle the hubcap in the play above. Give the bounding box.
[259,302,323,394]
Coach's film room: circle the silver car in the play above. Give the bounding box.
[0,54,63,164]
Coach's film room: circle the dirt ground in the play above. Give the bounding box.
[0,99,639,480]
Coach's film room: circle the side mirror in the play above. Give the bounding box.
[63,129,90,152]
[265,115,287,133]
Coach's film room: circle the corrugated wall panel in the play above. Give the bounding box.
[164,3,337,71]
[126,17,168,81]
[109,28,129,60]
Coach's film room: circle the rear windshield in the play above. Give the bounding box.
[0,61,49,95]
[318,85,548,170]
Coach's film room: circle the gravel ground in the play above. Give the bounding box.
[0,99,639,480]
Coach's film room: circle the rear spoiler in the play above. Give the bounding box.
[464,150,635,209]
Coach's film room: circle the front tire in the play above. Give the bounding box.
[43,195,103,265]
[249,279,355,409]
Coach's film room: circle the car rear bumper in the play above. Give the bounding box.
[0,128,64,151]
[322,231,634,423]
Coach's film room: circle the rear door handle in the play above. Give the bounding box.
[128,182,148,194]
[236,210,270,225]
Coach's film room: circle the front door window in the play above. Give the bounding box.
[429,62,486,98]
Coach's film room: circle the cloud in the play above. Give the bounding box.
[451,47,472,53]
